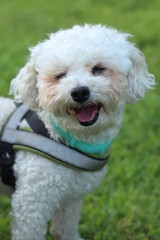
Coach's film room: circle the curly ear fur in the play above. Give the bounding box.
[126,46,155,103]
[10,56,38,109]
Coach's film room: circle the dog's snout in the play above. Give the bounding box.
[71,86,90,103]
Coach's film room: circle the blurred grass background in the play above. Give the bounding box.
[0,0,159,239]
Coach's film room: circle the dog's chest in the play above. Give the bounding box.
[0,98,107,198]
[14,151,107,199]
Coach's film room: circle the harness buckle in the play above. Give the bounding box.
[0,141,14,166]
[0,141,16,188]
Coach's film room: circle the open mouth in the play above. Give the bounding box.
[74,103,101,127]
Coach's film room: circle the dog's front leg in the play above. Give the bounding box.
[50,198,84,240]
[10,181,57,240]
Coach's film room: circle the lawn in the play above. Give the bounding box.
[0,0,160,239]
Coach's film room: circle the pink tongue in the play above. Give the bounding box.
[75,105,98,122]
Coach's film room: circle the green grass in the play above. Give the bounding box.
[0,0,160,239]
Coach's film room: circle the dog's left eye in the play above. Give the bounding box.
[55,72,66,80]
[91,65,106,76]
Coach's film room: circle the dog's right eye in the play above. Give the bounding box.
[55,72,66,80]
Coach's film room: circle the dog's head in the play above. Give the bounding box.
[11,25,155,138]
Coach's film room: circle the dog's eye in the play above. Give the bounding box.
[92,65,106,76]
[55,72,66,80]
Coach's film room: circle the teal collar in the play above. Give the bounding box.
[50,114,112,156]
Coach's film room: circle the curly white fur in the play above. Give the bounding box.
[0,24,155,240]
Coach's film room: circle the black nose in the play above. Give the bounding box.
[71,86,90,103]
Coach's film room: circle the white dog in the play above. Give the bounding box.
[0,24,155,240]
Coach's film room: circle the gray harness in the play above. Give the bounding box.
[0,104,110,188]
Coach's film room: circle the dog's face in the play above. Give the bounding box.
[35,32,127,130]
[11,25,155,137]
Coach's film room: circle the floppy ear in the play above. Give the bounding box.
[10,53,38,109]
[126,46,155,103]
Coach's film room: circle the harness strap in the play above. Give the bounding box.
[0,104,110,178]
[25,110,49,137]
[1,128,109,171]
[5,104,28,129]
[0,105,26,188]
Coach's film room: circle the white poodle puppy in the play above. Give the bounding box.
[0,24,155,240]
